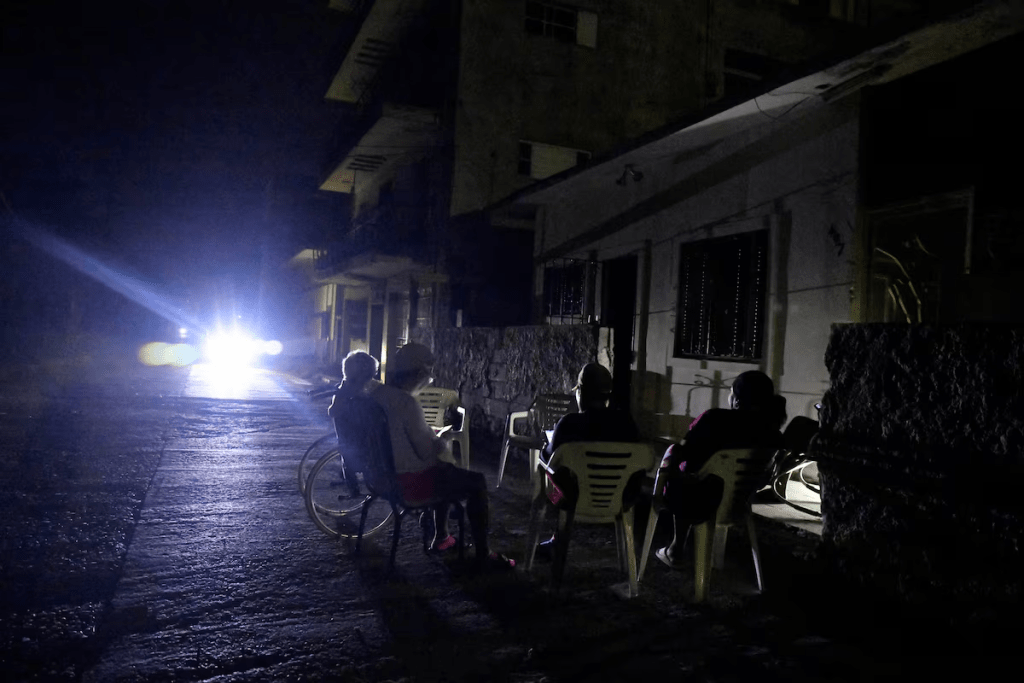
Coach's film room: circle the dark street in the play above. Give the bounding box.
[0,355,1012,682]
[3,1,1024,680]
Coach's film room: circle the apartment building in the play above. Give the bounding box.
[300,0,957,372]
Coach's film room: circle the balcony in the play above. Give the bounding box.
[325,0,430,105]
[314,204,438,283]
[320,103,440,194]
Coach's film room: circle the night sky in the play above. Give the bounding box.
[2,0,347,340]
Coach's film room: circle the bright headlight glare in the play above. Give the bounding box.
[205,332,258,366]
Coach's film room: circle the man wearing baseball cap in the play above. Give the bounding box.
[369,343,515,571]
[535,362,641,559]
[545,363,639,456]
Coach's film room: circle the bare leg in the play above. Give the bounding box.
[664,516,692,564]
[432,503,451,547]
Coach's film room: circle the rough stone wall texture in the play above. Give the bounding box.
[411,325,598,441]
[815,323,1024,612]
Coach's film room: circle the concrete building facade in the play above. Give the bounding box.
[298,0,978,375]
[495,0,1024,432]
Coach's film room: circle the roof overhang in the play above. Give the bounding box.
[318,254,448,286]
[320,104,440,193]
[325,0,429,104]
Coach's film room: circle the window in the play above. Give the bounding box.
[543,259,592,323]
[674,231,768,361]
[525,2,598,48]
[519,141,590,179]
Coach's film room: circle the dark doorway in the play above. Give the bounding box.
[602,256,638,412]
[369,303,384,370]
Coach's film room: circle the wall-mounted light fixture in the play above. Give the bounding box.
[615,163,644,186]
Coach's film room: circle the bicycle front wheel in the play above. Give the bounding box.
[298,432,339,495]
[304,448,393,539]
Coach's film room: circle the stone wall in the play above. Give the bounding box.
[411,325,599,443]
[815,324,1024,614]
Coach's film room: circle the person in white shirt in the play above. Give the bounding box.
[369,343,515,571]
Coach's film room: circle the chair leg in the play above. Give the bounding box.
[420,507,431,553]
[552,509,575,592]
[389,508,403,573]
[622,510,639,598]
[456,503,466,562]
[638,505,660,582]
[747,514,764,593]
[529,449,542,492]
[524,492,547,571]
[614,519,625,572]
[497,438,511,488]
[456,434,470,470]
[694,522,714,602]
[711,524,729,569]
[355,495,374,553]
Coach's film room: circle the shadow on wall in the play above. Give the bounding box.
[632,368,696,441]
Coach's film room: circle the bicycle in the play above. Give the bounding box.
[304,446,394,539]
[299,385,394,538]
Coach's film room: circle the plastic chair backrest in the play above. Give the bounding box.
[333,395,400,500]
[698,448,776,525]
[548,441,656,523]
[416,387,460,431]
[530,393,578,434]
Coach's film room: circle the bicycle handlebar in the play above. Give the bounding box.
[307,386,338,401]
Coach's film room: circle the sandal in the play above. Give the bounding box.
[429,535,458,553]
[655,547,686,570]
[477,551,516,572]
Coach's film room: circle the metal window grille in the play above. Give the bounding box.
[525,1,577,43]
[674,231,768,360]
[543,259,590,324]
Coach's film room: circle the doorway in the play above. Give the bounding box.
[602,255,638,412]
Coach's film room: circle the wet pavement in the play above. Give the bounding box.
[0,357,1011,681]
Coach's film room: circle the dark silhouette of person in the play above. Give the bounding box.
[536,363,640,558]
[328,350,381,497]
[655,370,785,568]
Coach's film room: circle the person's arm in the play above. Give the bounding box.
[400,393,452,466]
[661,410,713,472]
[545,414,574,458]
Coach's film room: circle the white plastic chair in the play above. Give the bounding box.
[639,448,776,601]
[416,387,470,469]
[497,393,577,488]
[525,441,656,598]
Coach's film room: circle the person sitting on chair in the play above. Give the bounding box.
[655,370,785,569]
[369,343,515,571]
[328,350,381,498]
[536,362,640,558]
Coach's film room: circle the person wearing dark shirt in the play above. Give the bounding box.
[536,363,640,558]
[656,370,785,568]
[328,351,381,497]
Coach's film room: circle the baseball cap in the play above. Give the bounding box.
[572,363,613,395]
[391,343,435,375]
[731,370,775,408]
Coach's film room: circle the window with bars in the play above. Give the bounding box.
[543,259,590,323]
[674,231,768,361]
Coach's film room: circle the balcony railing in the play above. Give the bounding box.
[315,204,436,277]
